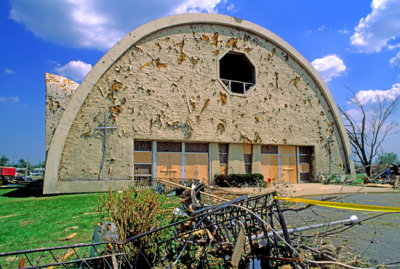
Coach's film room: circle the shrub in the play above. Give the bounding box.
[98,188,166,252]
[214,173,264,187]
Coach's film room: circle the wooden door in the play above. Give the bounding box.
[185,153,208,183]
[157,152,181,180]
[261,154,279,183]
[280,146,297,183]
[261,145,279,183]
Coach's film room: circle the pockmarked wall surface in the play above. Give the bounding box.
[44,14,354,194]
[45,73,79,153]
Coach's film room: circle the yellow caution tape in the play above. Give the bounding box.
[274,196,400,212]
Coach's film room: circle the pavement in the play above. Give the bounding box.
[216,183,399,197]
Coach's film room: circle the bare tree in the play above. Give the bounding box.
[339,91,399,177]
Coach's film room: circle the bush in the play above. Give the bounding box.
[214,173,264,187]
[96,188,184,267]
[98,188,166,252]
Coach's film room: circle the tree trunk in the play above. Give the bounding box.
[365,165,371,177]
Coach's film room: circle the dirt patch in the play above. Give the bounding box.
[21,220,35,226]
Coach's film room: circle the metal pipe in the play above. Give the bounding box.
[253,215,359,245]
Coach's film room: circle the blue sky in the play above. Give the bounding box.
[1,0,399,164]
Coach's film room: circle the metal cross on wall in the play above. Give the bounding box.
[95,113,117,180]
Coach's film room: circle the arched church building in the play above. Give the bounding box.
[44,14,354,194]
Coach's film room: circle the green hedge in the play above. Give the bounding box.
[214,173,264,187]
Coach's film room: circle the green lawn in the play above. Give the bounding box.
[0,185,180,254]
[0,186,105,253]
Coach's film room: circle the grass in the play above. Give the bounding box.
[0,186,105,253]
[0,184,181,254]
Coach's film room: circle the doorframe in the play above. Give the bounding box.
[181,142,186,184]
[152,141,157,179]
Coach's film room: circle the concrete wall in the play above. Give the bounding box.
[44,14,353,194]
[45,73,79,153]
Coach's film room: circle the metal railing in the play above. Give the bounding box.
[220,78,254,94]
[0,191,297,268]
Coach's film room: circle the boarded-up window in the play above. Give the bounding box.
[134,140,152,180]
[299,146,313,182]
[280,146,297,183]
[157,142,182,180]
[134,141,152,151]
[219,144,229,175]
[261,145,278,154]
[244,144,252,174]
[261,145,279,183]
[185,143,209,182]
[134,164,152,175]
[185,143,209,153]
[157,142,182,152]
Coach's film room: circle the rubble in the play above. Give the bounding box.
[0,182,368,268]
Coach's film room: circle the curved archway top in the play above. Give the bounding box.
[44,13,353,193]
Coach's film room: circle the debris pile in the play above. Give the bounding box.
[0,181,367,268]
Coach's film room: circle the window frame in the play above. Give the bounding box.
[217,50,257,96]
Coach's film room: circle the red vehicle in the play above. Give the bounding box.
[0,167,17,184]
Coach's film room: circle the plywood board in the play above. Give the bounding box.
[197,153,209,182]
[243,144,252,154]
[300,163,310,173]
[134,152,152,163]
[185,153,197,179]
[157,152,181,179]
[261,155,270,180]
[280,145,296,155]
[280,155,290,183]
[261,154,279,183]
[271,155,279,183]
[289,155,298,183]
[185,153,208,182]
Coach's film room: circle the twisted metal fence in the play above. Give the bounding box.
[0,191,298,268]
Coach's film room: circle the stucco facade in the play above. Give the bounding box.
[44,14,354,194]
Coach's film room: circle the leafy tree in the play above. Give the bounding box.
[17,158,27,168]
[17,159,31,170]
[0,155,10,166]
[32,161,45,169]
[340,91,400,177]
[375,152,398,164]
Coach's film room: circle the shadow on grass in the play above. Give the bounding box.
[1,181,43,198]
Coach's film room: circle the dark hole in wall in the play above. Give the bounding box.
[219,52,255,84]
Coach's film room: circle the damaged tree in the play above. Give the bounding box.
[339,91,400,176]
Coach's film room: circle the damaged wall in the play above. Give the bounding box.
[44,14,353,193]
[45,73,79,153]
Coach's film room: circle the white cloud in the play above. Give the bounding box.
[226,3,236,12]
[389,51,400,65]
[350,0,400,53]
[337,28,350,35]
[174,0,223,13]
[311,54,347,82]
[355,83,400,104]
[388,43,400,50]
[343,108,364,122]
[317,25,326,32]
[9,0,229,51]
[55,60,92,82]
[0,96,20,104]
[4,68,16,74]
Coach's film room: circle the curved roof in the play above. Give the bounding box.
[44,13,353,193]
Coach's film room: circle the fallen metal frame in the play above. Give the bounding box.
[0,191,297,268]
